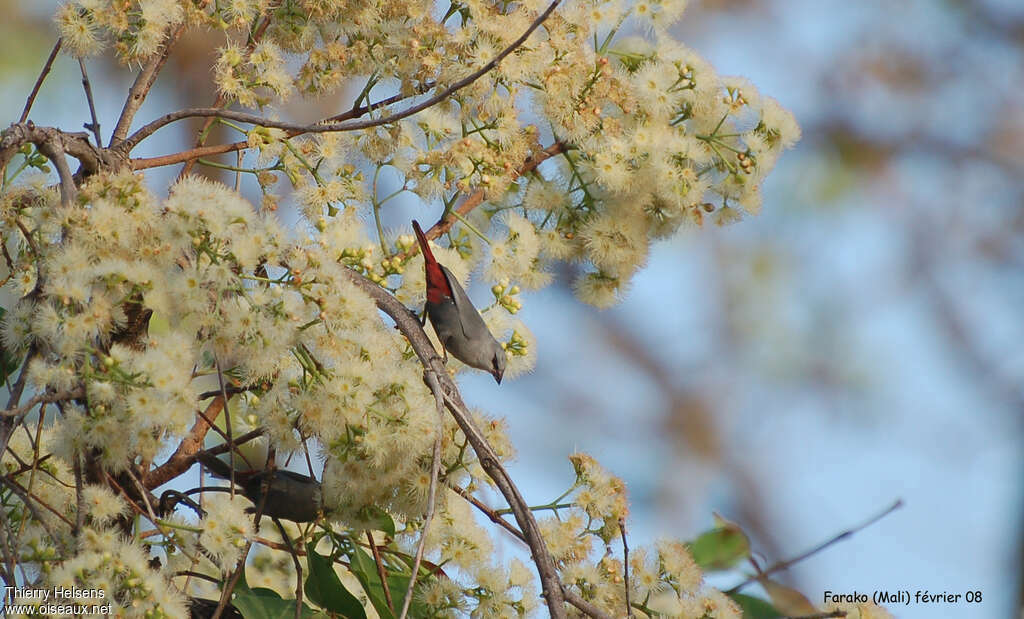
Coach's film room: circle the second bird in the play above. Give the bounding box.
[412,220,506,384]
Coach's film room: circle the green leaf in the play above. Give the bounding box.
[686,514,751,571]
[728,592,782,619]
[304,543,367,618]
[346,545,415,619]
[232,587,318,619]
[359,505,396,537]
[229,566,319,619]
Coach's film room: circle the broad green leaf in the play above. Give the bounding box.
[304,543,367,618]
[686,514,751,571]
[728,592,782,619]
[359,505,396,537]
[759,577,819,616]
[346,545,415,619]
[232,587,318,619]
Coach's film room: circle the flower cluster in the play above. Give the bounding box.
[56,0,186,60]
[1,0,810,615]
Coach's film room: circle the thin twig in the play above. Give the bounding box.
[145,395,226,489]
[0,476,67,537]
[20,39,62,124]
[73,453,85,540]
[78,58,103,145]
[726,500,903,595]
[274,518,303,619]
[619,518,633,618]
[214,357,236,497]
[129,86,436,170]
[0,492,20,582]
[448,483,525,542]
[126,468,161,526]
[367,530,394,614]
[1,346,39,467]
[194,406,255,471]
[132,140,248,170]
[398,370,445,619]
[122,1,562,150]
[2,387,85,418]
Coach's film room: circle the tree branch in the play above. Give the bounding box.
[145,395,227,489]
[726,499,903,595]
[129,84,440,170]
[120,1,562,153]
[20,39,62,124]
[340,267,567,618]
[0,123,121,179]
[109,23,186,147]
[2,387,85,418]
[78,58,103,146]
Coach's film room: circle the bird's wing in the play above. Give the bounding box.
[440,265,490,340]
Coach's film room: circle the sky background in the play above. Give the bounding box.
[2,1,1022,617]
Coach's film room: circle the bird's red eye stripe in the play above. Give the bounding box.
[425,262,452,303]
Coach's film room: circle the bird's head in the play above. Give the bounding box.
[490,343,507,384]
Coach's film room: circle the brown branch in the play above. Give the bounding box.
[367,531,394,613]
[20,39,62,124]
[2,387,85,418]
[109,23,186,147]
[0,123,117,179]
[620,518,633,618]
[1,345,39,465]
[202,429,265,457]
[122,1,562,153]
[339,267,567,618]
[78,58,103,145]
[145,395,226,489]
[273,518,304,619]
[73,453,85,538]
[129,86,438,170]
[36,140,77,207]
[131,140,247,170]
[449,483,525,542]
[1,476,72,532]
[0,493,18,583]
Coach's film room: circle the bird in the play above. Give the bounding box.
[195,453,323,523]
[412,220,507,384]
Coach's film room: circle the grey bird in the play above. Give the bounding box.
[196,452,323,523]
[412,220,507,383]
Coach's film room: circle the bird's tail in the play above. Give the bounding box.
[195,452,235,480]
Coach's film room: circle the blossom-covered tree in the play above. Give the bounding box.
[0,1,886,617]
